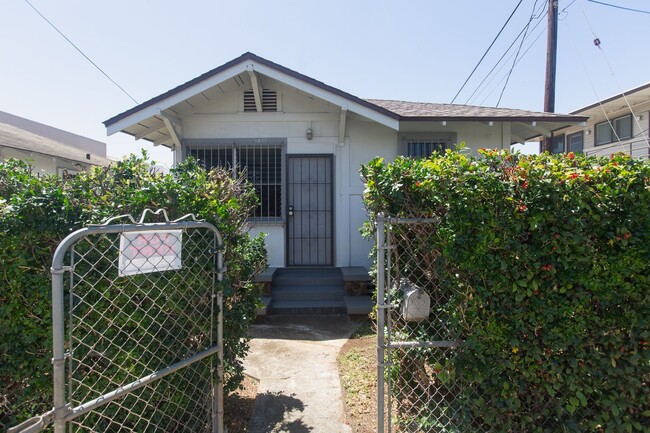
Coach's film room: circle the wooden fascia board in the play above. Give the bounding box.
[107,59,401,135]
[106,64,247,135]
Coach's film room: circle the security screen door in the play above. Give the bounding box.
[287,155,333,266]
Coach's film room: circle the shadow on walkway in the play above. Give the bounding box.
[248,391,312,433]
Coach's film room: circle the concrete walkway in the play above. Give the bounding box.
[243,315,358,433]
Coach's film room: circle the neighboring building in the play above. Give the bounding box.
[547,82,650,158]
[104,52,586,270]
[0,111,112,175]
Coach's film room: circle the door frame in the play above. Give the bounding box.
[285,154,335,267]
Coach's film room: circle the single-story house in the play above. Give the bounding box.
[0,111,112,175]
[104,52,586,275]
[547,82,650,158]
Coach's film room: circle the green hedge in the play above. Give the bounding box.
[0,153,267,428]
[362,149,649,432]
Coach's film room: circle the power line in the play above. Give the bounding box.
[21,0,139,105]
[450,0,525,104]
[478,21,548,106]
[577,2,650,147]
[467,2,547,106]
[496,0,542,107]
[586,0,650,15]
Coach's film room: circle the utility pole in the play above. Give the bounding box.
[541,0,559,153]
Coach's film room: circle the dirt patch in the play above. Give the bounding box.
[338,320,377,433]
[224,374,259,432]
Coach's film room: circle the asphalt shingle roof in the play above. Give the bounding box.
[366,99,582,121]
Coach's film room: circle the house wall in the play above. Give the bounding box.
[398,121,511,152]
[179,82,517,268]
[555,101,650,159]
[0,146,86,175]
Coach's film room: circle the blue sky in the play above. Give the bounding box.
[2,0,649,165]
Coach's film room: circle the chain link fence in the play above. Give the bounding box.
[376,216,482,433]
[9,210,224,433]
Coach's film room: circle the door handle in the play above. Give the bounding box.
[288,205,294,217]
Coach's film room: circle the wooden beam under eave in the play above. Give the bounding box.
[135,122,165,140]
[518,122,552,138]
[247,67,263,112]
[339,108,348,145]
[161,114,182,148]
[511,134,527,144]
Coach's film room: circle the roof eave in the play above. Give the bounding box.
[105,52,400,134]
[398,115,589,123]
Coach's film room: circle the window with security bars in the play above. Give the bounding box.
[186,144,282,219]
[407,140,449,158]
[595,114,632,146]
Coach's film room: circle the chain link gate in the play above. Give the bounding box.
[376,216,483,433]
[9,209,225,433]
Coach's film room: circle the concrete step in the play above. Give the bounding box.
[269,300,347,315]
[344,295,374,316]
[273,268,343,287]
[272,285,344,301]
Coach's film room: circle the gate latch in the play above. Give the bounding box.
[288,205,294,217]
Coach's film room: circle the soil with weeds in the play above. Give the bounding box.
[338,319,377,433]
[224,374,258,432]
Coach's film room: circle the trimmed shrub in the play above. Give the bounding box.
[362,149,649,432]
[0,153,267,427]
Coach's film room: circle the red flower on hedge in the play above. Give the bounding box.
[567,152,575,160]
[541,264,552,271]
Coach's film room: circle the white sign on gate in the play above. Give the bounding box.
[119,230,183,276]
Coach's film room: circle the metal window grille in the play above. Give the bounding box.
[186,143,283,219]
[407,140,449,159]
[243,89,278,112]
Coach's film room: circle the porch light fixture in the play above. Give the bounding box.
[306,128,313,140]
[441,121,447,126]
[586,129,592,135]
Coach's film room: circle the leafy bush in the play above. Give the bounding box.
[0,153,267,427]
[362,149,649,432]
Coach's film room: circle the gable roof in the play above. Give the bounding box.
[104,52,400,134]
[104,52,587,145]
[0,122,112,167]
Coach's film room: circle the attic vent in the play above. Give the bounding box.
[244,89,277,112]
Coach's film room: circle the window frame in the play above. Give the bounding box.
[183,138,285,222]
[566,131,584,154]
[550,134,566,154]
[594,114,633,146]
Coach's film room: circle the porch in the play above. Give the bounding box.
[256,267,373,316]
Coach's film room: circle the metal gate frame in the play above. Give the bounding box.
[9,209,225,433]
[376,215,465,433]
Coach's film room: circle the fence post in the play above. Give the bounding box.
[50,265,67,433]
[376,215,386,433]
